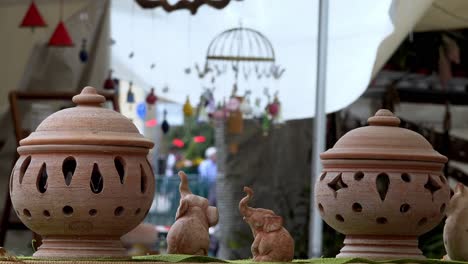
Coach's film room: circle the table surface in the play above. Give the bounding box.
[0,254,465,264]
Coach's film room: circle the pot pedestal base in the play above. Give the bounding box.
[337,235,424,260]
[33,237,128,259]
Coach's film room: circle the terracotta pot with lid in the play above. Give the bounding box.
[9,87,155,258]
[315,109,450,260]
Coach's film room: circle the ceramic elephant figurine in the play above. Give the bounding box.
[166,171,219,255]
[239,186,294,262]
[444,183,468,260]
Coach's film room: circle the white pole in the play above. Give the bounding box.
[309,0,328,258]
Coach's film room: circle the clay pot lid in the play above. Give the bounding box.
[20,87,154,149]
[320,109,447,163]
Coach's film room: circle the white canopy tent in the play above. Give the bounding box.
[110,0,394,121]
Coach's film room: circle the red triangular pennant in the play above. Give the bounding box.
[20,1,47,28]
[48,21,74,47]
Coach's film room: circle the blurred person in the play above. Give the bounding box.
[198,146,219,256]
[165,146,179,176]
[198,147,217,185]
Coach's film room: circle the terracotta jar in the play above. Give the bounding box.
[315,109,450,260]
[9,87,155,258]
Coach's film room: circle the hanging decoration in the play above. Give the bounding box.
[134,0,240,14]
[48,0,74,47]
[191,26,284,82]
[226,85,243,134]
[183,96,194,138]
[79,38,88,63]
[161,109,170,134]
[146,87,158,110]
[239,90,252,117]
[267,92,281,124]
[20,0,47,31]
[127,81,135,110]
[103,70,115,90]
[183,96,194,117]
[197,87,216,123]
[136,102,147,121]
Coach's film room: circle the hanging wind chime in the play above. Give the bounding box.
[191,25,284,136]
[79,38,88,63]
[127,81,135,110]
[183,96,194,138]
[103,70,115,90]
[48,0,74,47]
[146,87,158,110]
[161,109,170,134]
[20,0,47,31]
[160,85,170,134]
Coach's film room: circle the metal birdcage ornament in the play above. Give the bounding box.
[192,26,285,82]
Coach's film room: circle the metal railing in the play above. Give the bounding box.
[145,174,211,226]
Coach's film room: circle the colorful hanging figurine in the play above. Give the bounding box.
[20,0,47,32]
[183,96,194,136]
[161,109,170,134]
[197,88,215,123]
[79,38,88,63]
[146,87,158,110]
[227,83,243,134]
[183,96,194,117]
[239,90,253,118]
[252,97,263,120]
[103,70,115,90]
[268,92,281,124]
[197,97,209,124]
[226,83,241,112]
[127,81,135,110]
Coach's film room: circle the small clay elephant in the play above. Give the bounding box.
[444,183,468,260]
[239,186,294,262]
[166,171,219,255]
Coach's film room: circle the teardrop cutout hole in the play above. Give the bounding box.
[114,157,126,184]
[19,156,31,184]
[37,163,48,193]
[376,173,390,201]
[62,157,76,186]
[90,164,103,194]
[140,164,147,194]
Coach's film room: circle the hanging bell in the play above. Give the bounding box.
[48,21,74,47]
[146,88,158,110]
[161,109,170,134]
[127,82,135,110]
[20,0,47,31]
[79,38,88,63]
[183,96,193,117]
[268,97,280,117]
[103,70,115,90]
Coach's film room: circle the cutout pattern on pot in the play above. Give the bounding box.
[90,164,103,194]
[424,174,441,200]
[19,156,31,184]
[37,163,48,193]
[62,157,76,186]
[328,173,347,198]
[376,173,390,201]
[114,157,125,184]
[140,164,147,194]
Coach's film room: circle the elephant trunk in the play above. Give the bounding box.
[239,186,254,217]
[178,171,192,198]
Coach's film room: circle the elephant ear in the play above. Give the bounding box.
[175,198,189,220]
[264,215,283,232]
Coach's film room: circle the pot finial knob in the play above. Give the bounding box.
[72,86,106,106]
[367,109,400,127]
